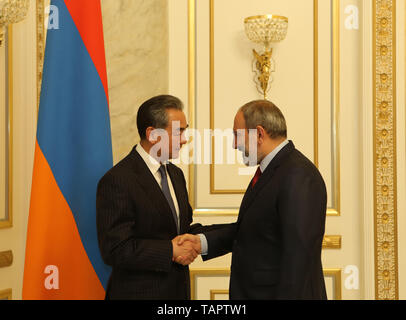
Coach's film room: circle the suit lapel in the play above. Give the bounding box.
[237,166,278,224]
[237,141,295,224]
[129,146,178,234]
[166,163,188,234]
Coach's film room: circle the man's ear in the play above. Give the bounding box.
[146,126,158,144]
[256,126,266,144]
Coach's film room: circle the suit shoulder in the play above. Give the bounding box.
[287,149,317,168]
[283,149,324,180]
[98,152,135,185]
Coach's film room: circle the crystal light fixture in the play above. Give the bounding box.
[244,14,288,99]
[0,0,29,46]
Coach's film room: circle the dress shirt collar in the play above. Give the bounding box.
[136,143,165,175]
[259,139,289,173]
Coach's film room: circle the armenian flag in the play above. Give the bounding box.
[23,0,112,299]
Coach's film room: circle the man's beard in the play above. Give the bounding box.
[240,148,258,167]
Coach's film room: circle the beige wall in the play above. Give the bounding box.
[101,0,169,164]
[0,0,405,300]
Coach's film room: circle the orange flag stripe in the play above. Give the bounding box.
[23,141,105,300]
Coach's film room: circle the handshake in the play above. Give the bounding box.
[171,234,201,266]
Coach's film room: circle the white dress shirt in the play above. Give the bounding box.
[259,139,289,174]
[136,144,180,225]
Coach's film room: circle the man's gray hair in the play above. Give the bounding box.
[137,95,184,140]
[239,100,287,139]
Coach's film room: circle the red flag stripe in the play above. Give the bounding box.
[65,0,109,105]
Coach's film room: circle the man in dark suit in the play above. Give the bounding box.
[178,100,328,300]
[96,95,208,300]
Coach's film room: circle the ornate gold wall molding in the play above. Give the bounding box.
[0,26,13,230]
[0,250,13,268]
[0,289,12,300]
[322,235,341,249]
[210,289,229,300]
[323,269,341,300]
[188,0,196,209]
[36,0,45,111]
[373,0,398,300]
[189,268,230,301]
[190,268,341,300]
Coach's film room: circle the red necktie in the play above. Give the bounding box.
[252,167,262,188]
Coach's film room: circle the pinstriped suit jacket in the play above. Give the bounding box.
[96,146,209,300]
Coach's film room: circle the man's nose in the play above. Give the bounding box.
[180,133,188,145]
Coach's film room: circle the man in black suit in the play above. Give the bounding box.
[96,95,207,300]
[178,100,328,299]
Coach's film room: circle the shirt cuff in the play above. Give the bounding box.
[198,234,208,256]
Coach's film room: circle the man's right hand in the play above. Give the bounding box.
[177,234,201,251]
[172,236,200,266]
[171,234,201,266]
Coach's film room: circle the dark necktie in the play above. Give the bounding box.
[158,165,179,233]
[251,167,262,188]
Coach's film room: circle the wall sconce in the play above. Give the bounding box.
[0,0,29,46]
[244,14,288,100]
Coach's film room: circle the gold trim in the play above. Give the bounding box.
[190,268,230,300]
[8,26,13,229]
[0,26,13,229]
[210,289,229,300]
[190,268,342,300]
[244,15,289,23]
[36,0,46,112]
[209,0,245,195]
[327,209,339,216]
[0,250,13,268]
[188,0,196,208]
[0,289,12,300]
[194,208,341,218]
[324,269,342,300]
[314,0,319,168]
[330,0,341,217]
[193,209,239,216]
[373,0,398,300]
[322,235,341,249]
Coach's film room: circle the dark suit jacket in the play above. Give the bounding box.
[96,146,208,300]
[203,141,328,300]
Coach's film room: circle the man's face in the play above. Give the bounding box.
[164,109,188,160]
[233,111,258,166]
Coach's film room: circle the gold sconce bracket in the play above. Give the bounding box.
[252,48,274,100]
[244,14,288,99]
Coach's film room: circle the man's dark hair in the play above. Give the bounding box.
[240,100,287,139]
[137,95,184,140]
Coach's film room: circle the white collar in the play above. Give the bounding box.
[259,140,289,173]
[136,144,163,175]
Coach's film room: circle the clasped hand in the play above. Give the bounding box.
[171,234,201,266]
